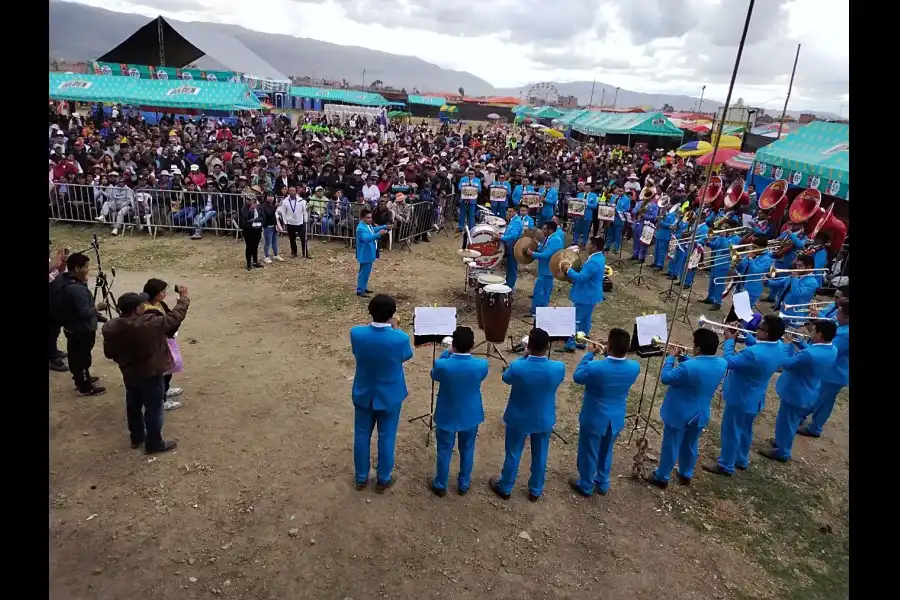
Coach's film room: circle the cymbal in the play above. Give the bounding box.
[513,237,538,265]
[522,229,545,243]
[457,248,482,259]
[550,248,583,281]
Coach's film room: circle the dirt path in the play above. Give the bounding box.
[49,225,848,600]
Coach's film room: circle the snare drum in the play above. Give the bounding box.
[475,274,505,330]
[481,283,513,343]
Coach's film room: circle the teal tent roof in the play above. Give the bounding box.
[407,95,446,107]
[553,109,591,126]
[48,72,261,111]
[532,106,566,119]
[573,111,683,137]
[511,105,529,115]
[289,86,389,106]
[753,121,849,200]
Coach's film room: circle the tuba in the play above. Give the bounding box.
[758,179,788,210]
[724,178,749,211]
[700,176,724,209]
[788,188,822,224]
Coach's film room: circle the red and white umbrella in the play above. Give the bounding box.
[725,151,755,170]
[696,148,741,167]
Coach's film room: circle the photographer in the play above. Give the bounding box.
[102,286,191,454]
[49,253,106,396]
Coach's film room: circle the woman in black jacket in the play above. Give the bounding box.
[238,189,265,270]
[141,278,183,410]
[259,191,283,264]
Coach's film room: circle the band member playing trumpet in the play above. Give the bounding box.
[701,223,743,310]
[560,235,606,352]
[798,299,849,439]
[500,204,534,290]
[350,295,413,492]
[604,187,631,254]
[429,326,490,497]
[734,235,774,307]
[758,320,838,463]
[568,328,641,497]
[458,167,481,231]
[773,255,820,324]
[644,329,727,489]
[572,181,599,247]
[652,205,678,271]
[630,191,659,263]
[527,222,564,318]
[489,172,512,217]
[803,231,830,287]
[489,328,566,502]
[701,315,788,477]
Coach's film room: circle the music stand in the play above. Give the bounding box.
[625,257,652,290]
[658,273,679,302]
[409,334,445,445]
[625,324,664,442]
[677,280,696,325]
[609,243,628,271]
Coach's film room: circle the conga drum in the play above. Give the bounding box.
[475,274,505,329]
[481,283,513,343]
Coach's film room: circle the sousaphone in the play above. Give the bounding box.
[550,247,583,281]
[788,188,821,224]
[759,179,788,210]
[701,175,724,206]
[724,178,749,209]
[513,237,539,265]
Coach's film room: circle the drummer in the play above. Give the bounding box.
[489,172,512,217]
[560,235,607,352]
[526,222,564,318]
[501,204,534,290]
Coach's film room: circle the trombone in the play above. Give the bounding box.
[713,266,829,285]
[777,312,822,321]
[783,300,833,313]
[698,315,755,336]
[697,246,764,270]
[651,336,692,355]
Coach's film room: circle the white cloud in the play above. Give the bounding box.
[62,0,849,112]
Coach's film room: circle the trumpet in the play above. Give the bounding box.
[697,315,755,336]
[713,265,829,285]
[442,336,453,348]
[783,300,833,312]
[697,246,764,270]
[777,312,822,321]
[784,328,811,341]
[651,336,692,354]
[711,225,749,236]
[575,331,606,352]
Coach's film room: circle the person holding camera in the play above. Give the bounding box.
[102,286,191,454]
[141,278,185,411]
[49,252,106,396]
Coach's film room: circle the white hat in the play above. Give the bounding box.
[108,171,119,177]
[171,167,182,175]
[627,173,639,180]
[159,170,170,176]
[353,169,362,175]
[190,164,199,171]
[293,152,302,158]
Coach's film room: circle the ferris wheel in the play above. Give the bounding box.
[526,82,559,106]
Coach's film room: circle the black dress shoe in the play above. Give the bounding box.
[528,492,541,502]
[246,264,252,271]
[130,440,142,449]
[643,474,668,490]
[376,475,398,494]
[699,298,713,304]
[428,479,447,498]
[757,448,788,463]
[458,487,469,496]
[568,476,592,498]
[701,463,732,477]
[49,359,68,372]
[365,289,374,294]
[79,385,106,397]
[252,263,264,269]
[710,304,722,311]
[355,478,368,491]
[146,440,178,454]
[735,464,748,471]
[797,427,821,438]
[488,476,510,500]
[677,474,692,486]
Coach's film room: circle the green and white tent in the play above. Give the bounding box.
[49,72,261,111]
[290,86,390,106]
[573,112,684,137]
[753,121,849,200]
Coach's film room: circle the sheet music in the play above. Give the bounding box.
[741,213,754,228]
[636,313,668,346]
[732,291,754,322]
[535,307,576,338]
[414,307,457,336]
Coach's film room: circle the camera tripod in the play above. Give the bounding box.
[78,234,119,320]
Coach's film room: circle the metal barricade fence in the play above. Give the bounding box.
[394,200,436,246]
[49,183,358,243]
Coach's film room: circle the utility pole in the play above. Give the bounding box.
[613,87,620,109]
[588,77,596,108]
[777,44,801,140]
[599,88,605,110]
[698,85,706,113]
[362,68,366,88]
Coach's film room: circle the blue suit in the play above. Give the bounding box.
[572,354,641,494]
[355,222,387,294]
[350,324,414,485]
[530,233,563,316]
[605,194,632,253]
[563,252,606,350]
[431,351,490,492]
[806,324,849,436]
[573,192,599,245]
[497,356,566,497]
[772,230,806,269]
[653,355,728,482]
[458,176,482,231]
[775,274,819,326]
[682,223,709,287]
[716,338,787,473]
[654,212,677,268]
[771,342,838,459]
[537,186,558,227]
[666,220,689,277]
[489,181,511,217]
[511,184,535,208]
[632,202,659,261]
[810,246,828,287]
[736,251,774,307]
[500,214,534,289]
[704,234,742,305]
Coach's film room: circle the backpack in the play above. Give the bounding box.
[49,275,77,327]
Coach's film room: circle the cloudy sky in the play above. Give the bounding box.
[67,0,849,114]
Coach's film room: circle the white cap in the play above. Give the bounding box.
[353,169,362,175]
[190,164,199,171]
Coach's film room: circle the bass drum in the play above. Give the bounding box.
[481,283,513,343]
[469,224,505,270]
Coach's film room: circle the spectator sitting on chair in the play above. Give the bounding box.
[95,172,135,236]
[173,180,201,229]
[190,184,219,240]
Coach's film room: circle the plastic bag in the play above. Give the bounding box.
[165,337,184,375]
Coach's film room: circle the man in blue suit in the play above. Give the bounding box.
[666,216,690,279]
[735,236,774,308]
[559,235,606,352]
[536,176,558,228]
[701,314,788,477]
[568,328,641,496]
[799,299,849,438]
[652,205,677,270]
[674,221,709,288]
[774,255,820,325]
[645,329,727,489]
[605,187,631,253]
[458,167,482,231]
[572,181,599,247]
[429,326,490,497]
[355,209,390,297]
[527,222,563,317]
[489,328,566,502]
[763,225,806,302]
[500,204,534,290]
[758,319,838,463]
[349,295,414,492]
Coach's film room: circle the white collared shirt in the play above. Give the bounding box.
[605,355,626,360]
[370,322,392,328]
[452,352,472,356]
[279,195,309,225]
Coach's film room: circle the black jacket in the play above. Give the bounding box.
[238,204,264,231]
[50,273,97,333]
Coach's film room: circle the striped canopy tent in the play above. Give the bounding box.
[725,151,756,170]
[574,111,683,137]
[49,72,261,111]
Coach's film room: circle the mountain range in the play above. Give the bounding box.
[49,0,839,118]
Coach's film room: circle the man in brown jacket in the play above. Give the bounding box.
[102,287,191,454]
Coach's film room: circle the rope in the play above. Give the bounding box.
[631,437,650,480]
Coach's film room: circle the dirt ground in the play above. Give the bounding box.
[49,223,849,600]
